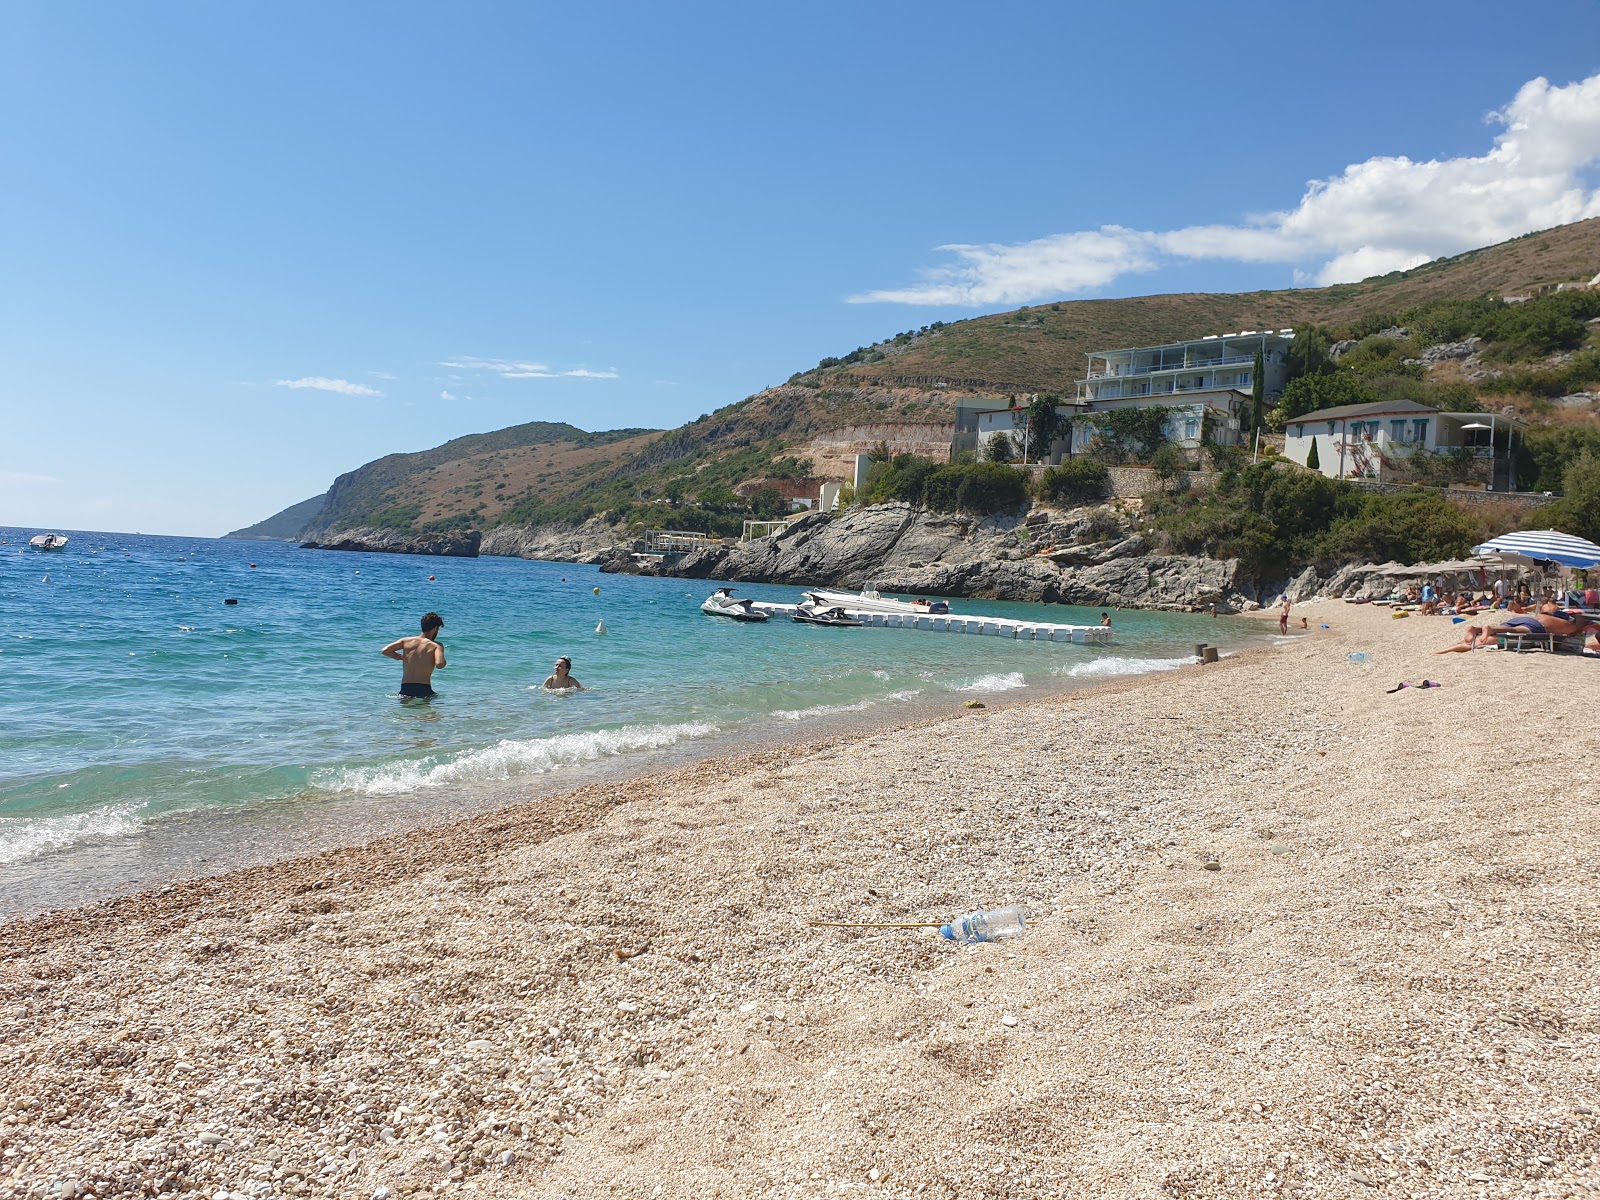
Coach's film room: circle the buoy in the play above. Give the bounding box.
[249,563,257,569]
[429,575,436,581]
[596,620,607,635]
[593,586,600,595]
[225,598,238,605]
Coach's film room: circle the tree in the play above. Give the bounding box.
[867,439,893,464]
[1027,395,1063,461]
[695,482,741,512]
[748,485,786,519]
[1151,442,1188,490]
[1544,449,1600,542]
[1250,346,1266,434]
[985,432,1015,463]
[1284,325,1335,382]
[1275,371,1374,426]
[1306,437,1321,471]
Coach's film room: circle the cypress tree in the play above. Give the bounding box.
[1307,436,1321,471]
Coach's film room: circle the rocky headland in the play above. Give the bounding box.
[299,527,483,558]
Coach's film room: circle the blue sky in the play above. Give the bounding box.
[4,1,1599,536]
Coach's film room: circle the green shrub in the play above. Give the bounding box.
[1036,459,1108,506]
[865,455,1028,515]
[985,432,1015,463]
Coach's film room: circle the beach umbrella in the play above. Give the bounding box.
[1472,530,1600,570]
[1473,530,1600,603]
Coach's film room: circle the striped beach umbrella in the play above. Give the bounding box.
[1472,530,1600,569]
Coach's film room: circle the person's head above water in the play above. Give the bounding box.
[555,655,572,672]
[422,612,443,636]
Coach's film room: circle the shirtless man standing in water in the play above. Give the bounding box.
[382,612,447,698]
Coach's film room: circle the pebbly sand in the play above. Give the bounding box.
[2,604,1597,1199]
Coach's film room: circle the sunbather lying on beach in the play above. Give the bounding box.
[1487,611,1600,639]
[1436,625,1496,653]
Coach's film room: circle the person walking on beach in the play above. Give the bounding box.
[1279,595,1291,634]
[543,655,584,691]
[382,612,446,698]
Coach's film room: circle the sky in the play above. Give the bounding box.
[3,1,1600,537]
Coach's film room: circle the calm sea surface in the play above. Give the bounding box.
[0,527,1269,914]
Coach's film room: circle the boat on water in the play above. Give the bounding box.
[28,534,69,551]
[700,587,770,622]
[800,582,950,615]
[792,598,863,628]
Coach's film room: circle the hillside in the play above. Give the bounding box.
[224,493,327,541]
[256,219,1600,540]
[830,217,1600,394]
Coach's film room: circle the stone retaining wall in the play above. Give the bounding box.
[1104,466,1219,498]
[1346,480,1557,509]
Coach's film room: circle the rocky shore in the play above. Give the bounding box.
[2,604,1595,1198]
[599,503,1249,612]
[298,528,483,558]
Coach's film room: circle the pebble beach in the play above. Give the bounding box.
[2,603,1596,1199]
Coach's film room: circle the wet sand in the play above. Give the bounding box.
[2,604,1596,1198]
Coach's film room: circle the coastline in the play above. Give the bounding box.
[3,605,1595,1197]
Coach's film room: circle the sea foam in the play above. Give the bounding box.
[952,671,1027,693]
[0,803,144,865]
[1062,655,1193,678]
[314,721,720,796]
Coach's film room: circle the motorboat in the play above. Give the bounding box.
[792,599,863,628]
[799,582,950,615]
[28,534,69,551]
[700,586,770,622]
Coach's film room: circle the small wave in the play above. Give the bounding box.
[771,690,920,721]
[1062,655,1192,679]
[314,721,720,796]
[952,672,1027,693]
[0,803,144,865]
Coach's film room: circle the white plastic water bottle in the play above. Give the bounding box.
[940,905,1026,943]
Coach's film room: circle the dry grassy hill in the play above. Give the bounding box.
[249,219,1600,539]
[833,217,1600,394]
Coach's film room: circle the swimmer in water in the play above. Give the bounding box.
[542,655,584,691]
[382,611,446,698]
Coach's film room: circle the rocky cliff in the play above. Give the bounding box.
[299,528,483,558]
[479,517,623,563]
[598,503,1248,612]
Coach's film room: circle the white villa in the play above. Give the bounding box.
[1281,399,1523,489]
[1073,330,1295,453]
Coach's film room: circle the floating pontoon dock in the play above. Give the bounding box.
[743,601,1114,644]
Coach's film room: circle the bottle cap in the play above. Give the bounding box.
[939,923,956,940]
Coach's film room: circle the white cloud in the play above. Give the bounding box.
[853,71,1600,305]
[441,357,619,380]
[440,389,460,402]
[0,469,62,485]
[275,377,384,397]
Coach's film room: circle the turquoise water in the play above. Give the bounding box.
[1,527,1264,911]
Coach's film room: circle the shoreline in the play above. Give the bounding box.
[4,604,1594,1197]
[3,608,1263,922]
[1,634,1270,932]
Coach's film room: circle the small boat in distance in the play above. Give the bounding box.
[800,582,950,616]
[700,587,770,622]
[29,534,69,551]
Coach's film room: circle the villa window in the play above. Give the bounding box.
[1184,418,1198,440]
[1237,372,1251,387]
[1327,421,1337,435]
[1414,419,1428,443]
[1293,424,1303,438]
[1391,419,1406,441]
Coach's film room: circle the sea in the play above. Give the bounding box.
[0,528,1268,916]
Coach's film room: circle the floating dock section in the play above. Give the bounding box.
[746,602,1114,644]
